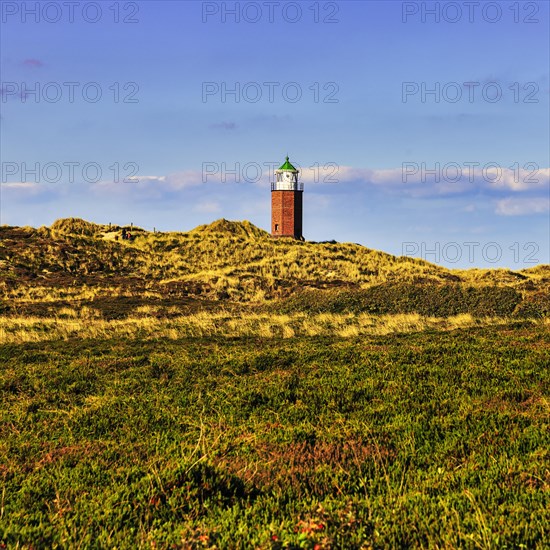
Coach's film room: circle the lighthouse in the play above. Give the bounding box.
[271,156,303,239]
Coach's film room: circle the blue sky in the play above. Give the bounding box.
[1,0,549,268]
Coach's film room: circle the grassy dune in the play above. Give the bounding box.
[1,309,535,344]
[0,218,549,548]
[1,218,548,307]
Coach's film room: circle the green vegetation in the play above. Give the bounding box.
[0,219,548,548]
[1,326,548,548]
[277,284,532,317]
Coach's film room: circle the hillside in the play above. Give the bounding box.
[1,219,549,547]
[0,217,548,323]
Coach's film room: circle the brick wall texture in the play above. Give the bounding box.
[271,190,303,239]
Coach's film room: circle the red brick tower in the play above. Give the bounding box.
[271,156,303,239]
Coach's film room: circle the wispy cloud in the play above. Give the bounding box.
[4,165,549,208]
[328,165,549,197]
[22,58,44,68]
[90,172,203,196]
[194,200,221,213]
[495,197,550,216]
[1,181,40,189]
[210,121,237,130]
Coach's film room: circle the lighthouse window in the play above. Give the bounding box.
[275,224,279,231]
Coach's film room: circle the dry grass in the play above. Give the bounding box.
[0,311,522,344]
[0,219,550,302]
[1,218,548,307]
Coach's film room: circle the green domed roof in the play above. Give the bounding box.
[278,156,297,171]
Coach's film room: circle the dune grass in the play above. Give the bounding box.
[1,219,548,305]
[1,218,549,548]
[0,310,533,344]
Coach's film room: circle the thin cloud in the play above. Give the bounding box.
[1,181,39,189]
[332,165,549,196]
[484,167,549,192]
[194,201,221,213]
[495,197,550,216]
[4,165,549,208]
[22,58,44,68]
[210,121,237,130]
